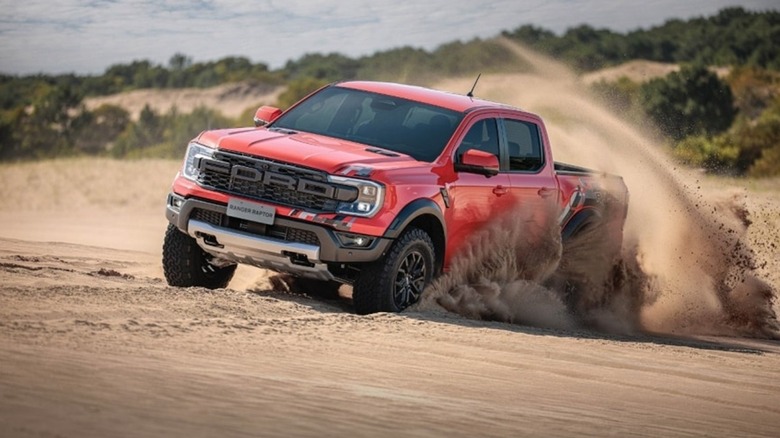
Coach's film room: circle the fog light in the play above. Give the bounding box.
[169,194,184,209]
[336,232,374,248]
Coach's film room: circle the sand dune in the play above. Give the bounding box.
[2,43,780,437]
[84,82,283,120]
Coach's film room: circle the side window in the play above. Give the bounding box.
[504,119,543,172]
[456,119,499,163]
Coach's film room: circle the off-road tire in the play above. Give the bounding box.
[352,228,435,314]
[162,224,236,289]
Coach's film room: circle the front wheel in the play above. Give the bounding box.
[352,228,435,314]
[162,224,236,289]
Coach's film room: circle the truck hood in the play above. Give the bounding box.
[197,128,425,175]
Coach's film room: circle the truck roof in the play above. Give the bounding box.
[337,80,519,113]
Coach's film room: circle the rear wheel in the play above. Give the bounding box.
[162,224,236,289]
[352,228,435,314]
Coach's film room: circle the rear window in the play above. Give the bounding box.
[504,119,543,172]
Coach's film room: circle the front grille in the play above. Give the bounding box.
[198,151,340,212]
[191,208,320,246]
[192,208,223,226]
[283,227,320,245]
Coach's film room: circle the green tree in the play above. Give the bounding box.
[727,66,780,120]
[168,53,194,88]
[590,76,641,116]
[3,83,83,159]
[750,144,780,176]
[741,100,780,176]
[113,104,163,156]
[283,53,360,82]
[275,77,328,109]
[73,104,130,155]
[430,39,525,77]
[356,46,433,83]
[163,106,228,155]
[672,135,739,172]
[169,53,192,71]
[501,25,556,47]
[640,65,736,141]
[113,105,230,158]
[672,97,780,176]
[503,7,780,71]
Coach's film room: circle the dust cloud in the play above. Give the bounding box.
[418,39,779,339]
[417,202,575,331]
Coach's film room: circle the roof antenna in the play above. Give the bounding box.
[466,73,481,98]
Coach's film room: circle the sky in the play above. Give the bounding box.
[0,0,777,76]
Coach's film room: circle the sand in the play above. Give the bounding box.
[2,229,780,437]
[2,43,780,437]
[84,82,283,120]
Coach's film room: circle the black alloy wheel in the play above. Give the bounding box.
[393,249,427,309]
[352,228,435,314]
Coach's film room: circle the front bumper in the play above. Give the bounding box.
[166,194,393,282]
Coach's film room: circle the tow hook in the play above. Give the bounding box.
[283,251,314,268]
[198,232,223,248]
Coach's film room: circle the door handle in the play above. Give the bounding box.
[493,185,508,196]
[538,187,557,198]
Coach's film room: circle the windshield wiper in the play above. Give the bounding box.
[268,127,297,135]
[365,147,400,157]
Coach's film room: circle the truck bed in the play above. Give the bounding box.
[554,161,597,175]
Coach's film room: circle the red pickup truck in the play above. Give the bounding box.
[163,81,628,313]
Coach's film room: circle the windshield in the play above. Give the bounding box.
[270,85,463,162]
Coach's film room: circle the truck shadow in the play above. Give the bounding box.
[246,285,355,314]
[245,285,779,356]
[403,309,780,355]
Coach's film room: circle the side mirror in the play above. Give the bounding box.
[455,149,499,177]
[254,106,282,127]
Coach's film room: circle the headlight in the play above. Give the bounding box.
[328,176,384,218]
[181,142,215,181]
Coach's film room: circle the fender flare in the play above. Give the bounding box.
[383,198,446,240]
[561,208,602,242]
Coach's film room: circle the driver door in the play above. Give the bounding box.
[445,116,512,263]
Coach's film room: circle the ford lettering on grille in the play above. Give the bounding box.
[196,152,355,211]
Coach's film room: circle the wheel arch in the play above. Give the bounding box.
[384,198,446,274]
[561,207,602,242]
